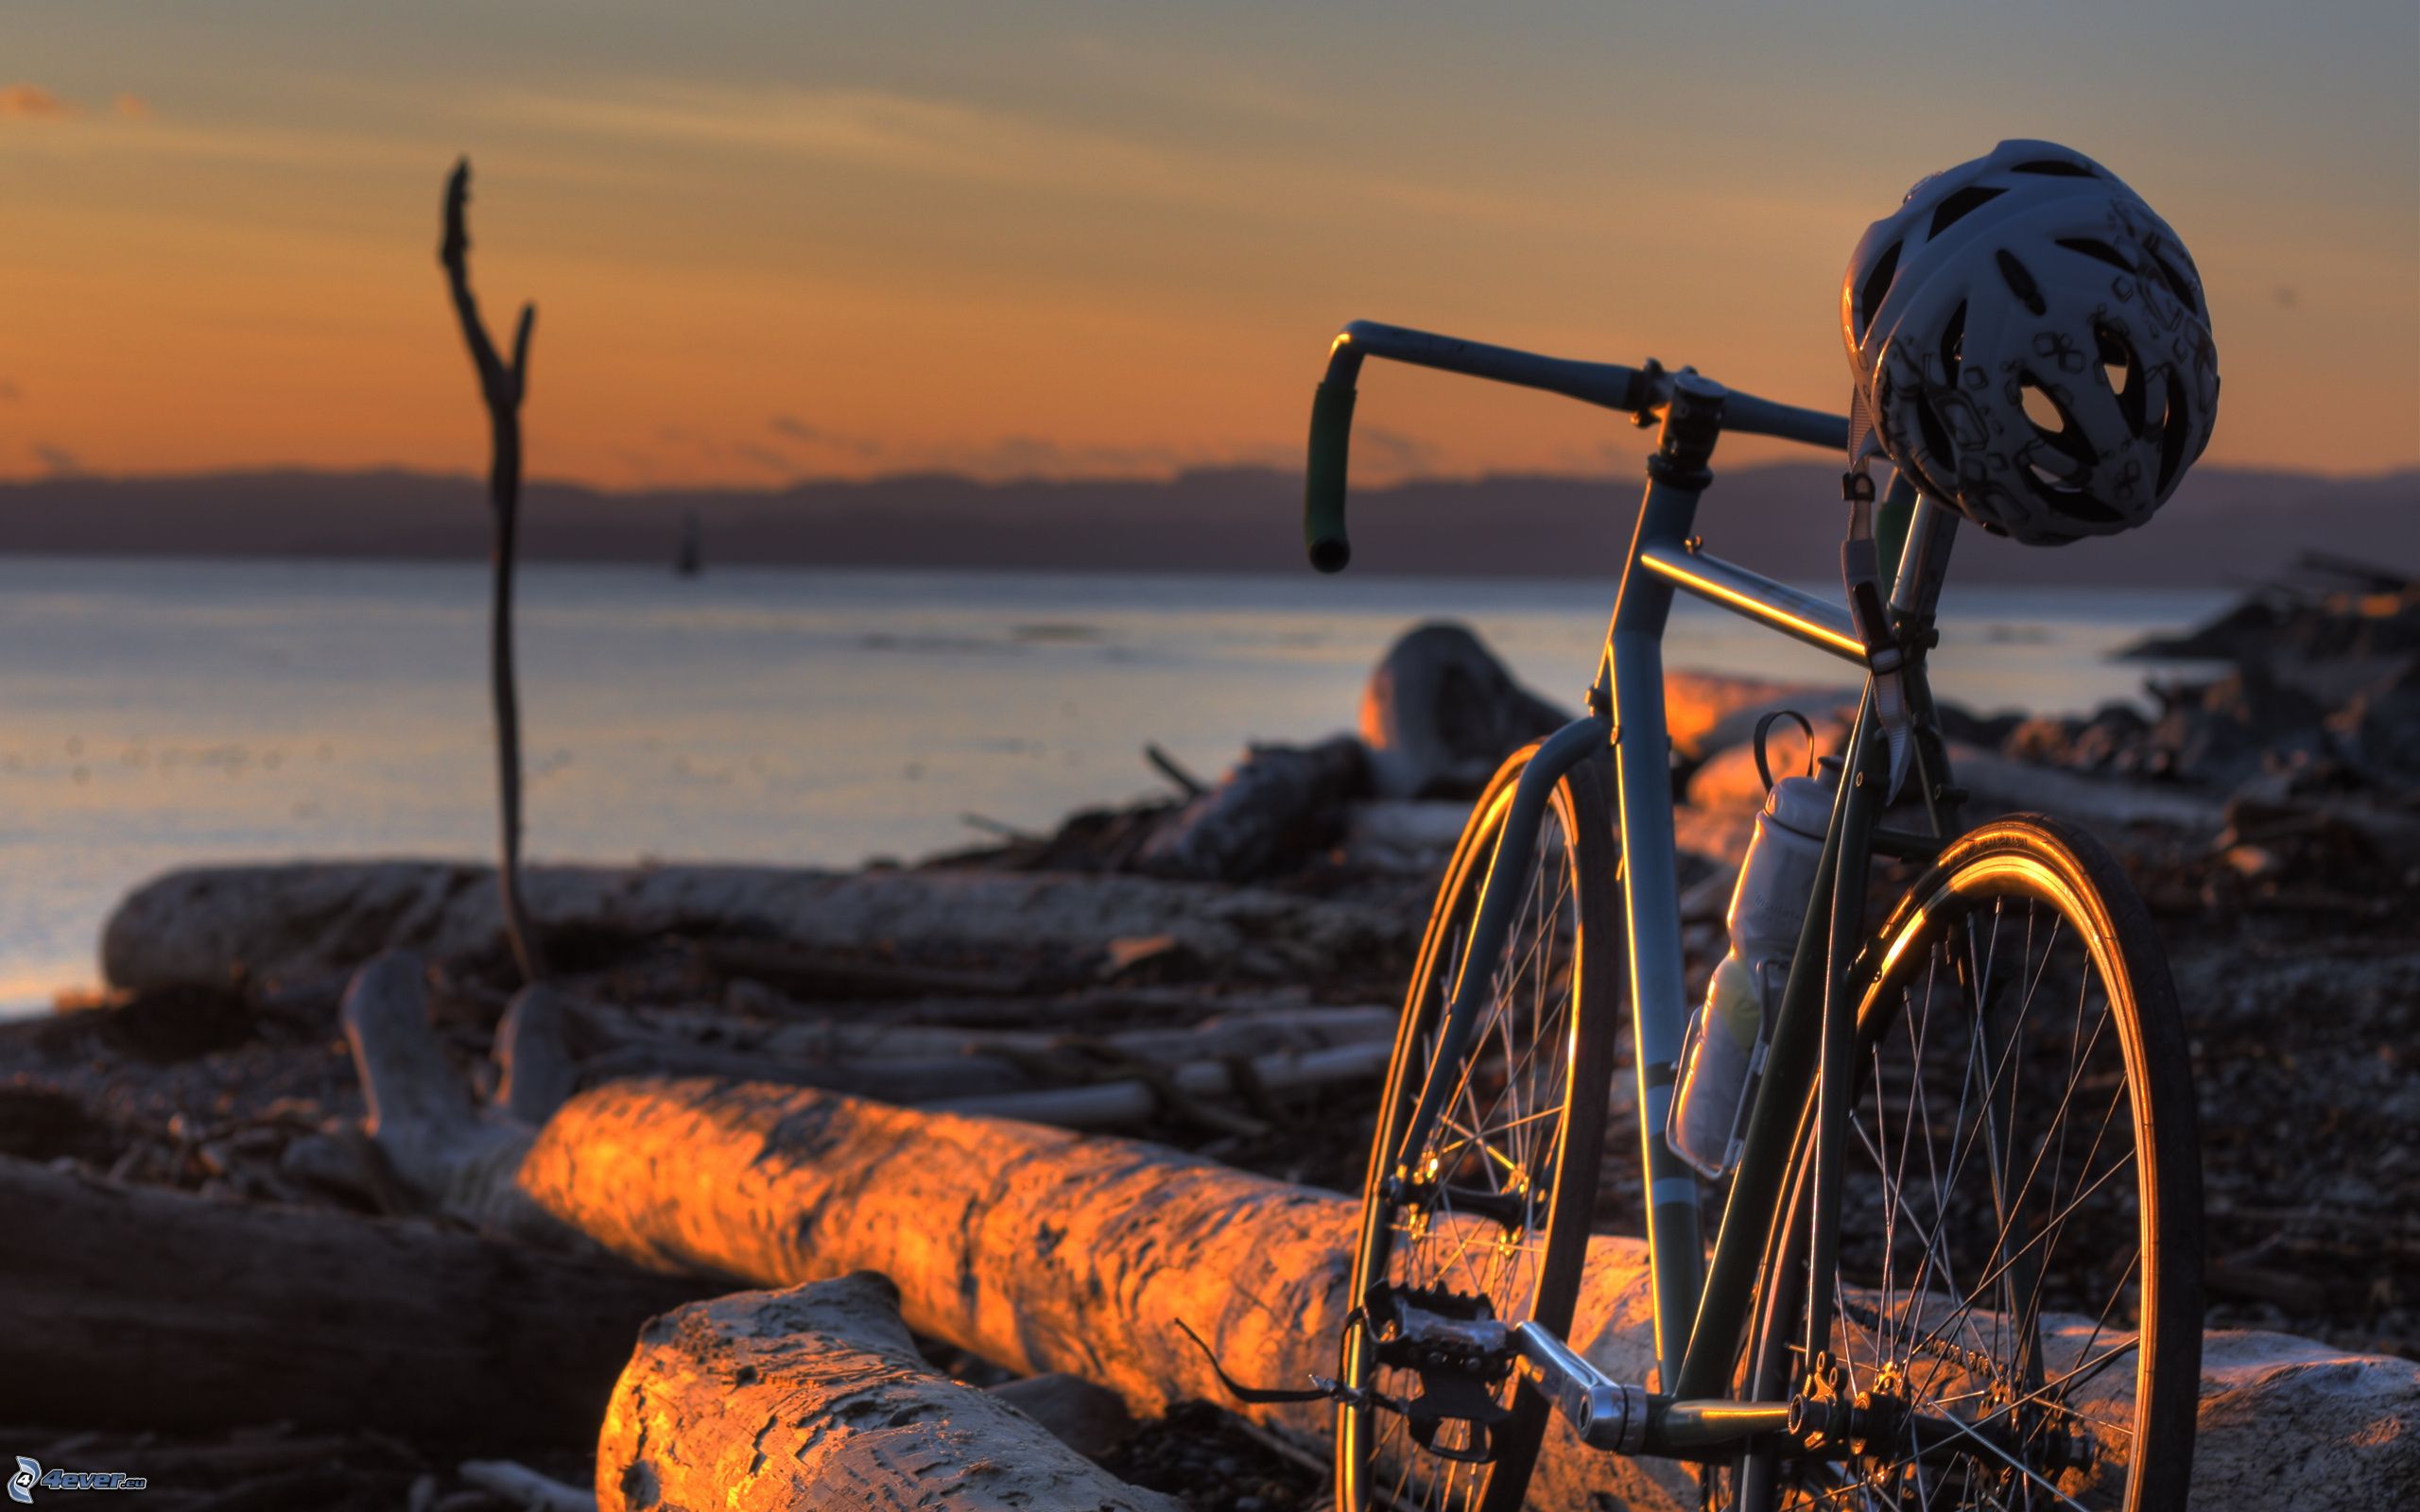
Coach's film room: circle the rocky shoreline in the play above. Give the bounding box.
[5,576,2417,1510]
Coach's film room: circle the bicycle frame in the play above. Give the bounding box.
[1315,320,1967,1458]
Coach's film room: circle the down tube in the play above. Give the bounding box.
[1608,547,1704,1383]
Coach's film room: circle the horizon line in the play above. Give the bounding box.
[6,456,2416,498]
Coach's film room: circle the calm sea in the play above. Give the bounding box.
[0,558,2227,1015]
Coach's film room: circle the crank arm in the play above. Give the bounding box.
[1510,1321,1650,1453]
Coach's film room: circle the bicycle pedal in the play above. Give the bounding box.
[1365,1284,1514,1379]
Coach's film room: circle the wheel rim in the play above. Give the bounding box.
[1775,861,2167,1510]
[1345,782,1590,1511]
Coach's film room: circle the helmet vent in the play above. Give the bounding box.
[2057,237,2135,274]
[1856,240,1902,337]
[1928,185,2005,239]
[2095,323,2145,432]
[2143,246,2204,311]
[2013,158,2098,178]
[1914,390,1957,472]
[2017,372,2098,471]
[1996,250,2048,316]
[2018,377,2066,435]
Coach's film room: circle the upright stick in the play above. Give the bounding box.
[441,158,547,983]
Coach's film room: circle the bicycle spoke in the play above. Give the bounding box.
[1772,854,2167,1512]
[1354,786,1599,1512]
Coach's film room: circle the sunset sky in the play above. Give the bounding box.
[4,1,2414,490]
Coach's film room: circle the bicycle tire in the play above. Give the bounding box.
[1336,742,1623,1512]
[1734,813,2203,1511]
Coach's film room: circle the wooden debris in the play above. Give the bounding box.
[459,1460,596,1512]
[1947,744,2226,832]
[515,1078,2420,1512]
[493,984,578,1125]
[923,1039,1392,1131]
[595,1271,1181,1512]
[341,953,556,1241]
[103,863,1415,996]
[1359,622,1570,799]
[693,938,1032,1000]
[0,1153,703,1444]
[1135,735,1367,883]
[1143,741,1209,799]
[571,1002,1397,1125]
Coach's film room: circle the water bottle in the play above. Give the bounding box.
[1668,768,1833,1177]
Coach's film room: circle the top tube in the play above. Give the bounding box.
[1323,319,1845,453]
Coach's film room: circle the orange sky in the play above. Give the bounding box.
[3,3,2415,490]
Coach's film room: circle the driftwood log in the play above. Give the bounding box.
[101,862,1414,997]
[581,1000,1398,1066]
[1359,622,1570,799]
[1665,673,1850,765]
[1134,734,1367,882]
[505,1079,2420,1512]
[596,1271,1179,1511]
[0,1153,704,1444]
[345,950,1396,1180]
[576,999,1396,1118]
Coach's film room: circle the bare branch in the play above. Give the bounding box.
[510,301,535,400]
[440,156,547,983]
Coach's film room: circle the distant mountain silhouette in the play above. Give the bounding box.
[3,462,2412,586]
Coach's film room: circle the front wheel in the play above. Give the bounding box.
[1737,815,2203,1512]
[1335,743,1622,1512]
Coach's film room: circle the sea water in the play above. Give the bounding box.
[0,557,2227,1014]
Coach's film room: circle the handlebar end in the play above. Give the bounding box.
[1304,379,1357,574]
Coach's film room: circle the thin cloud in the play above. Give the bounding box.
[0,84,79,121]
[494,84,1176,201]
[0,380,20,403]
[113,93,151,120]
[888,433,1293,483]
[731,442,794,477]
[1359,428,1443,476]
[761,417,1299,482]
[488,82,1583,232]
[33,442,82,475]
[769,415,884,458]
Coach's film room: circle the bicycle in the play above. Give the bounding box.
[1299,319,2204,1512]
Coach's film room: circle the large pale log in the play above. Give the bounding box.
[102,861,1412,995]
[596,1271,1180,1512]
[0,1154,705,1443]
[518,1079,2420,1511]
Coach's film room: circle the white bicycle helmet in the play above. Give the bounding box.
[1842,140,2220,545]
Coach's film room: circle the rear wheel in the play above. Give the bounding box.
[1336,744,1622,1512]
[1737,815,2202,1511]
